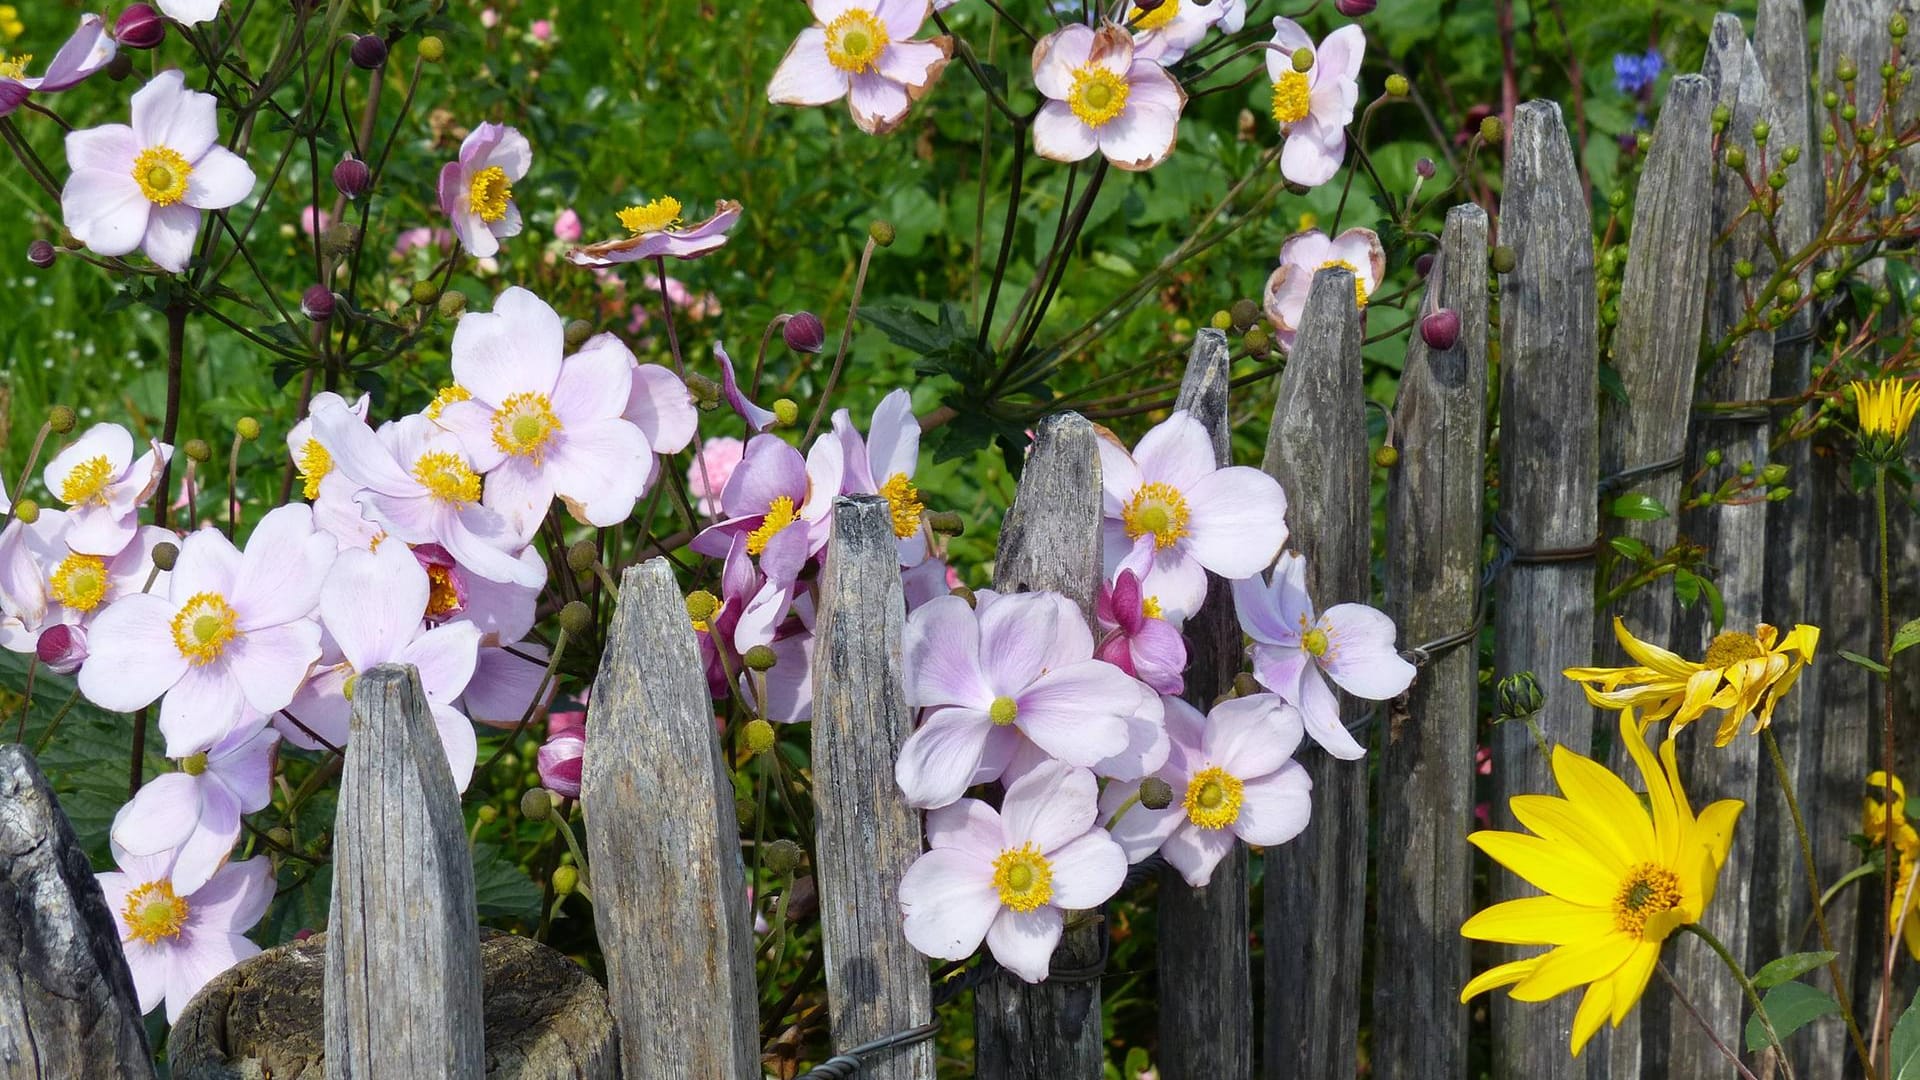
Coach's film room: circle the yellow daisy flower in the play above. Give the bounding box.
[1864,771,1920,961]
[1460,710,1744,1057]
[1563,616,1819,746]
[1853,378,1920,447]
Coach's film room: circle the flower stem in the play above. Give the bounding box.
[1875,461,1898,1070]
[1762,725,1879,1076]
[1658,960,1764,1080]
[1683,922,1791,1076]
[155,303,189,531]
[801,236,879,446]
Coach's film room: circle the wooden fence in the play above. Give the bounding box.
[0,4,1898,1077]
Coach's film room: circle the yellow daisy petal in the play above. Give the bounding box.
[1549,746,1659,859]
[1469,831,1620,908]
[1571,979,1615,1057]
[1461,956,1542,1002]
[1461,894,1616,946]
[1510,795,1637,875]
[1510,933,1640,1002]
[1612,617,1699,679]
[1607,942,1661,1026]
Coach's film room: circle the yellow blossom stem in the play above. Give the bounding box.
[1657,961,1763,1080]
[1762,725,1878,1075]
[1682,922,1791,1076]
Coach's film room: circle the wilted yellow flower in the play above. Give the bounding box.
[1461,710,1743,1057]
[1564,617,1818,746]
[1865,771,1920,960]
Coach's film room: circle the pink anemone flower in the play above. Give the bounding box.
[96,850,271,1022]
[1127,0,1224,66]
[41,423,171,556]
[1100,692,1313,886]
[573,330,697,459]
[79,503,334,758]
[110,720,278,894]
[1095,564,1186,696]
[767,0,953,136]
[898,760,1127,982]
[287,391,369,503]
[566,197,742,266]
[690,432,843,587]
[0,14,117,118]
[437,121,529,257]
[1262,226,1385,352]
[1233,550,1415,760]
[830,388,930,566]
[434,287,653,535]
[1095,410,1289,620]
[461,639,555,729]
[895,590,1144,808]
[1032,23,1184,171]
[1267,18,1364,187]
[61,70,256,272]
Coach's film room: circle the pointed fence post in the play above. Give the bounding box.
[1593,70,1716,1079]
[0,744,157,1079]
[974,412,1106,1080]
[1155,328,1253,1080]
[1373,203,1489,1080]
[323,663,486,1079]
[811,494,936,1080]
[1260,267,1369,1080]
[1489,99,1598,1080]
[583,559,760,1080]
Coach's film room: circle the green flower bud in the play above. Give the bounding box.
[1777,279,1803,303]
[1373,445,1399,468]
[868,220,895,247]
[1738,461,1755,477]
[1478,115,1502,142]
[1781,145,1802,164]
[1291,46,1315,72]
[1705,449,1725,468]
[1490,245,1517,273]
[1751,120,1771,143]
[745,718,776,755]
[150,540,178,570]
[1497,671,1544,718]
[1139,776,1175,811]
[1815,270,1839,293]
[928,510,965,536]
[520,787,553,821]
[47,405,77,433]
[744,644,778,672]
[418,35,445,62]
[236,417,261,441]
[1733,259,1754,279]
[1711,104,1731,131]
[1761,463,1789,485]
[1768,486,1792,501]
[735,796,756,830]
[437,290,468,318]
[1838,57,1858,82]
[1386,73,1410,97]
[1723,146,1746,170]
[13,499,40,525]
[1607,188,1627,209]
[552,865,579,895]
[564,319,594,349]
[1230,297,1261,330]
[566,539,598,574]
[1210,310,1233,331]
[772,398,800,427]
[267,827,294,848]
[184,438,212,462]
[410,279,440,305]
[1897,14,1911,38]
[558,600,593,636]
[764,838,805,876]
[1232,672,1263,698]
[476,804,499,824]
[686,589,721,626]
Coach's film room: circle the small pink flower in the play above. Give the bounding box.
[537,731,583,797]
[391,225,452,257]
[1031,24,1184,171]
[1267,18,1365,187]
[299,204,331,236]
[690,431,843,587]
[767,0,953,136]
[898,760,1126,982]
[689,435,746,516]
[437,121,530,257]
[111,720,278,893]
[1095,565,1186,696]
[552,206,582,241]
[1261,227,1385,350]
[567,197,741,266]
[1129,1,1224,66]
[530,18,553,41]
[41,422,172,554]
[97,850,271,1021]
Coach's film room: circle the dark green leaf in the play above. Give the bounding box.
[1753,951,1837,989]
[1842,650,1891,675]
[472,842,544,920]
[1743,982,1839,1051]
[1891,991,1920,1079]
[1893,619,1920,656]
[1609,536,1653,562]
[1609,492,1670,521]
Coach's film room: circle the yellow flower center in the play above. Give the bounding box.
[50,553,108,611]
[1301,626,1330,657]
[412,450,482,504]
[823,9,889,73]
[132,146,192,206]
[1183,765,1245,830]
[170,592,239,666]
[0,51,30,80]
[426,384,471,421]
[1611,862,1685,939]
[122,880,190,946]
[467,165,513,224]
[746,495,799,556]
[490,391,563,462]
[989,695,1018,726]
[1317,258,1371,308]
[425,563,462,617]
[1703,630,1766,670]
[991,843,1054,913]
[59,454,116,506]
[297,438,331,500]
[180,752,208,776]
[618,196,683,235]
[879,472,924,539]
[1271,70,1312,124]
[1121,481,1190,549]
[341,670,358,700]
[1068,65,1131,129]
[1141,595,1163,620]
[1130,0,1179,31]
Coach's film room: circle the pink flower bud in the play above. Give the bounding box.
[332,155,371,199]
[26,239,56,268]
[300,205,332,237]
[1335,0,1376,14]
[302,285,336,322]
[114,4,168,49]
[553,207,582,242]
[1415,157,1436,179]
[1413,252,1435,279]
[35,624,87,674]
[782,311,825,354]
[349,34,388,69]
[1420,308,1461,350]
[480,7,499,28]
[530,18,553,41]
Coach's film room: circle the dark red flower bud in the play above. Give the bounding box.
[1420,308,1461,351]
[302,285,336,322]
[114,4,167,49]
[1335,0,1376,14]
[782,311,825,354]
[1415,157,1436,179]
[26,239,56,268]
[1413,252,1435,278]
[35,624,86,673]
[332,155,372,199]
[349,34,388,69]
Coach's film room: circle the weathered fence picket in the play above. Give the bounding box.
[1155,328,1254,1080]
[973,412,1108,1078]
[1374,202,1489,1080]
[1261,266,1369,1080]
[583,560,761,1080]
[1490,98,1598,1080]
[810,494,936,1080]
[323,663,485,1079]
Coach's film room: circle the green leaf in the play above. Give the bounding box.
[859,305,948,355]
[1753,951,1837,989]
[1744,982,1840,1052]
[1842,650,1891,675]
[1891,991,1920,1079]
[472,842,544,920]
[1609,492,1670,521]
[1894,619,1920,656]
[1609,536,1654,562]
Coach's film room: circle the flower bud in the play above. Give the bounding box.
[1733,259,1754,280]
[151,541,179,570]
[1210,309,1233,331]
[1373,445,1400,468]
[1419,308,1461,350]
[1139,777,1175,811]
[686,589,721,626]
[745,718,776,755]
[1761,463,1789,486]
[684,372,721,409]
[47,405,77,434]
[1413,252,1435,278]
[520,787,553,821]
[26,239,56,268]
[566,539,598,574]
[35,624,87,672]
[744,644,778,672]
[1478,115,1502,142]
[1490,245,1517,273]
[1837,57,1858,83]
[564,318,594,349]
[1228,297,1260,331]
[267,826,294,848]
[1415,157,1436,179]
[868,220,895,247]
[410,280,440,306]
[1335,0,1376,13]
[558,600,593,636]
[735,795,756,830]
[1386,73,1410,98]
[1243,325,1271,354]
[115,4,168,49]
[302,285,336,322]
[476,803,499,824]
[236,417,261,441]
[184,438,212,462]
[1768,486,1792,501]
[418,34,445,62]
[764,838,805,876]
[1723,146,1746,171]
[1231,672,1262,698]
[783,311,826,353]
[928,510,965,536]
[437,290,468,318]
[772,398,800,427]
[322,221,361,257]
[1496,671,1544,718]
[11,499,37,524]
[1290,47,1315,73]
[332,155,372,199]
[1895,13,1910,38]
[106,52,135,80]
[551,865,579,895]
[1704,448,1724,468]
[349,33,388,69]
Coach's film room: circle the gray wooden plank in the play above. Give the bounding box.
[1374,203,1489,1080]
[1156,328,1253,1080]
[974,412,1107,1080]
[811,494,935,1080]
[1490,98,1598,1080]
[0,744,156,1080]
[582,560,760,1080]
[1259,267,1369,1080]
[324,664,486,1079]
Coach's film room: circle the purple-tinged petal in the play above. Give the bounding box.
[1011,661,1135,766]
[1202,692,1302,778]
[986,906,1062,983]
[1234,762,1312,846]
[899,847,998,961]
[903,593,991,708]
[1181,465,1289,579]
[895,706,993,808]
[767,28,850,107]
[926,798,1004,862]
[1317,603,1417,700]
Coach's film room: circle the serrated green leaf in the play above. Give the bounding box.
[1893,619,1920,656]
[1842,650,1891,674]
[1609,492,1670,521]
[1753,951,1837,989]
[472,842,543,920]
[1744,981,1840,1052]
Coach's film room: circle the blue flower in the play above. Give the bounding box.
[1613,48,1664,95]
